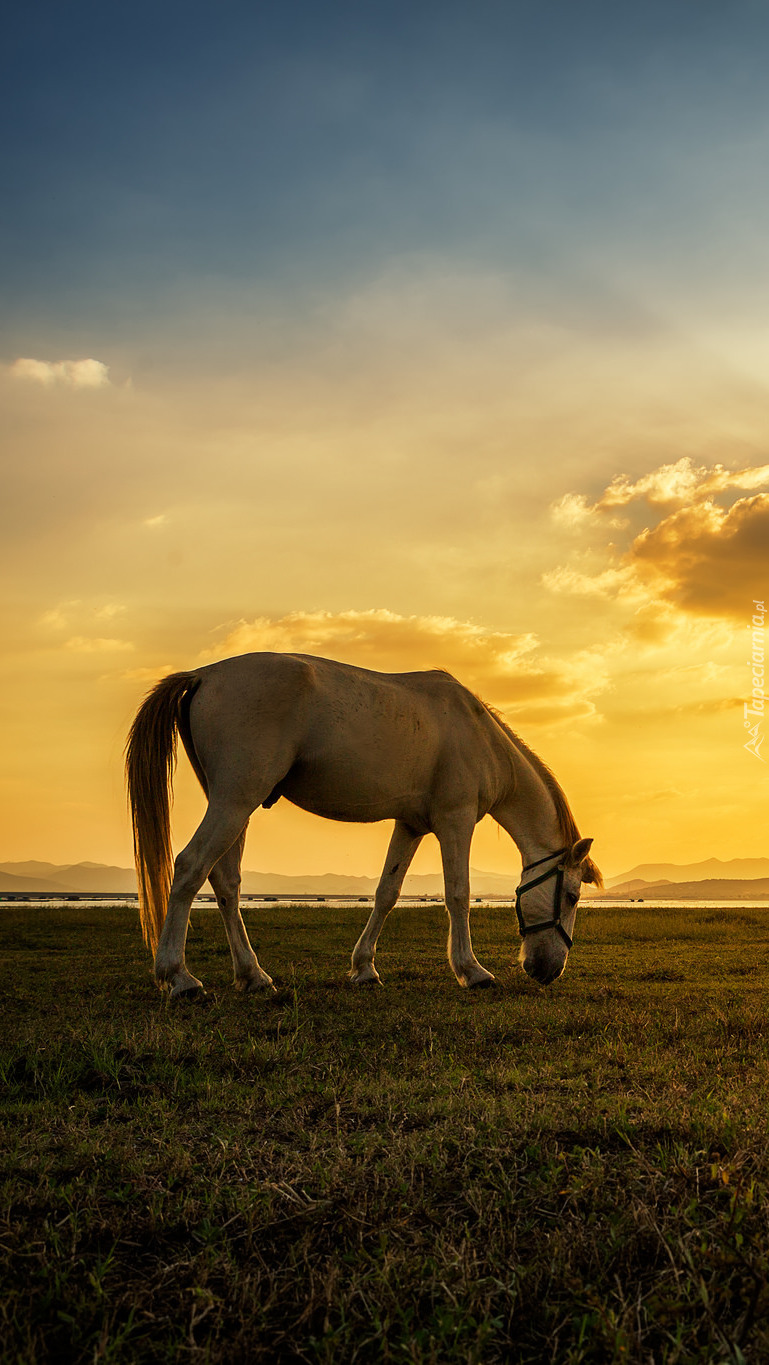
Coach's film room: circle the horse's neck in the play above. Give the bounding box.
[495,742,565,866]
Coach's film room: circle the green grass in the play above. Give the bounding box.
[2,899,769,1363]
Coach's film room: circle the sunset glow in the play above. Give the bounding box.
[2,2,767,879]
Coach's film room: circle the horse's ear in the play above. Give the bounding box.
[569,837,603,887]
[568,837,593,865]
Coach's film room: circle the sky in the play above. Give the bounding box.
[1,0,768,881]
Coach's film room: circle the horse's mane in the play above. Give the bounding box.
[483,701,603,886]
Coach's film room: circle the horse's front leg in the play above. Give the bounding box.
[437,815,495,988]
[349,821,422,984]
[209,827,275,993]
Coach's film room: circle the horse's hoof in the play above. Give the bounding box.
[171,985,207,1003]
[468,974,496,990]
[240,978,277,995]
[348,971,382,987]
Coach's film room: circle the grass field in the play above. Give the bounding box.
[2,899,769,1364]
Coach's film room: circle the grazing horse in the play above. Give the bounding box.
[125,652,601,998]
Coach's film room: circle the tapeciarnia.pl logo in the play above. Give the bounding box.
[744,599,766,762]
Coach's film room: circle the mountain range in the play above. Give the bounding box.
[606,857,769,886]
[605,877,769,900]
[0,860,515,897]
[1,856,768,898]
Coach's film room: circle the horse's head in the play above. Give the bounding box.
[516,837,601,985]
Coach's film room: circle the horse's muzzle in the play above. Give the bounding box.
[521,953,566,986]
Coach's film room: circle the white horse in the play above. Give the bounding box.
[125,652,601,998]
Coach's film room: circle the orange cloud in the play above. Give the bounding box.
[595,457,769,511]
[202,609,609,724]
[541,564,639,600]
[64,636,134,653]
[630,494,769,618]
[545,459,769,622]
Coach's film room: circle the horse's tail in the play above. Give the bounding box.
[125,671,201,956]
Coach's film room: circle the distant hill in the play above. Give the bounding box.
[607,857,769,887]
[0,869,74,894]
[603,877,769,900]
[239,868,517,896]
[0,860,517,897]
[5,859,768,901]
[1,861,75,880]
[600,878,669,896]
[0,862,139,893]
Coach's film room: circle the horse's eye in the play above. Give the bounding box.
[565,891,579,908]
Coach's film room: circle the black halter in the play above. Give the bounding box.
[515,847,573,950]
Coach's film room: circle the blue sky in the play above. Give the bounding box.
[5,0,769,352]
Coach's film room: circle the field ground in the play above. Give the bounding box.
[2,900,769,1364]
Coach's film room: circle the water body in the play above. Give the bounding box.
[2,896,769,912]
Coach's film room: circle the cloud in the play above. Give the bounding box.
[624,603,738,651]
[580,456,769,514]
[611,695,744,723]
[630,494,769,618]
[118,664,177,681]
[64,636,134,653]
[41,600,84,630]
[41,601,132,651]
[545,458,769,622]
[541,563,639,599]
[10,357,110,388]
[550,458,769,531]
[549,492,596,527]
[203,609,537,676]
[597,457,714,509]
[42,600,126,630]
[201,609,609,725]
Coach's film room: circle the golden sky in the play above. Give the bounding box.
[2,5,767,879]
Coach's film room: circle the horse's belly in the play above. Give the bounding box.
[278,764,425,826]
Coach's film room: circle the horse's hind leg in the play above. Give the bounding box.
[208,825,275,993]
[349,821,422,985]
[154,799,253,998]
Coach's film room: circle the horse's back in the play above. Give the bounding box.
[194,651,475,728]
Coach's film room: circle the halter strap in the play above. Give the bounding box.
[521,846,569,873]
[515,846,573,951]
